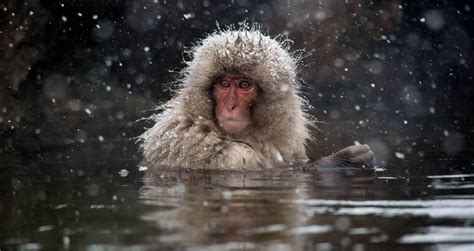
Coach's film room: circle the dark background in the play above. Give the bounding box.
[0,0,472,175]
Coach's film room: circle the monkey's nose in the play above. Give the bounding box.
[225,101,237,111]
[225,92,238,110]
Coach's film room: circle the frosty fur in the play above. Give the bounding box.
[141,26,313,170]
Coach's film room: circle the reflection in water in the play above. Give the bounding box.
[138,169,474,250]
[1,150,474,250]
[140,168,362,249]
[141,169,314,250]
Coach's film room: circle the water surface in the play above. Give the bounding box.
[1,120,473,251]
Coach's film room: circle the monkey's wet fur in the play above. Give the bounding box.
[140,24,375,171]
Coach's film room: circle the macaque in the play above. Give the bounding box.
[141,26,374,170]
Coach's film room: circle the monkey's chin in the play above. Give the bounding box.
[218,118,250,134]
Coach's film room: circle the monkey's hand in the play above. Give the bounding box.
[316,144,375,168]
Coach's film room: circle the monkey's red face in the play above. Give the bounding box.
[213,74,257,134]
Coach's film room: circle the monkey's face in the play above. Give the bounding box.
[213,74,258,135]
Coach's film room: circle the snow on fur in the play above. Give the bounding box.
[141,25,312,170]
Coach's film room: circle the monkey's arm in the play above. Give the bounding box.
[307,144,375,169]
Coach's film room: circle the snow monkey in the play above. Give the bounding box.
[141,26,374,170]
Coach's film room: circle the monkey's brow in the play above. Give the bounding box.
[221,67,246,76]
[223,74,253,82]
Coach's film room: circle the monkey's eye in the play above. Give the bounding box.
[219,80,230,88]
[239,81,252,90]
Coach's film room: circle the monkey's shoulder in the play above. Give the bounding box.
[143,113,220,164]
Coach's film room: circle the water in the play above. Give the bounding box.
[1,0,472,250]
[1,121,473,251]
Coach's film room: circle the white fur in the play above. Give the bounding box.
[141,25,312,170]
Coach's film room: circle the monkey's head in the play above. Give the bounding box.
[176,26,310,148]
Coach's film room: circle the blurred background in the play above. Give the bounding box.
[0,0,472,175]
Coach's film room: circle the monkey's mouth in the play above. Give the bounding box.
[217,117,250,134]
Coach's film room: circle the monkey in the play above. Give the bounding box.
[140,26,374,170]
